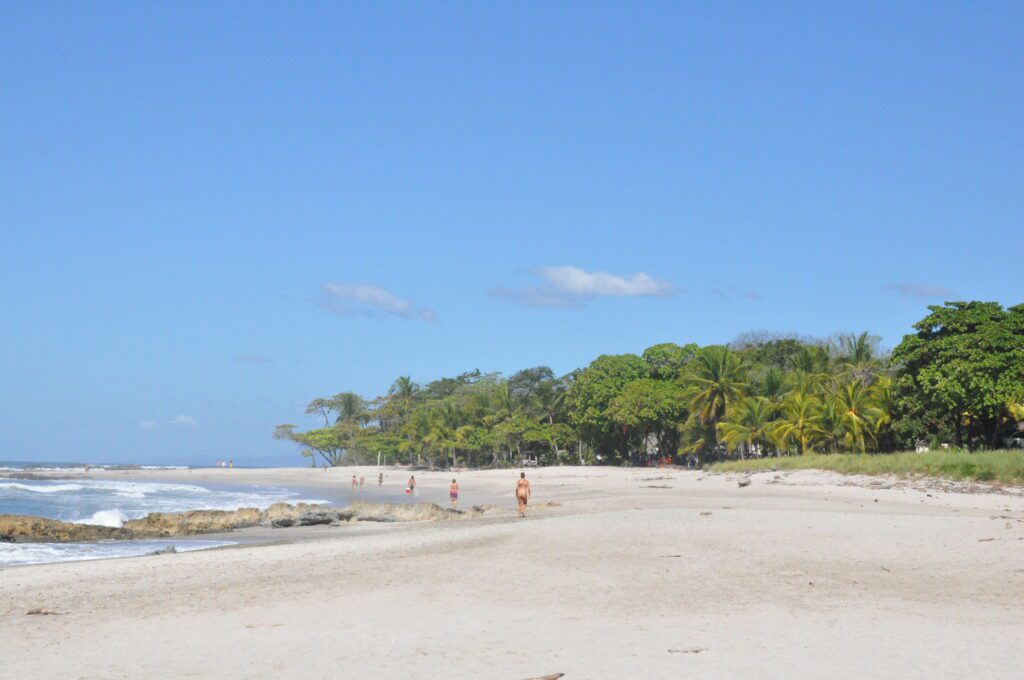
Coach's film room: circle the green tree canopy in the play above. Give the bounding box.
[891,302,1024,449]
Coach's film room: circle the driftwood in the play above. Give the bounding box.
[520,675,564,680]
[26,608,68,616]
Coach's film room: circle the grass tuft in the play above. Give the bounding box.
[708,450,1024,485]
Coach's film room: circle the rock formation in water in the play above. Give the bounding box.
[0,501,496,543]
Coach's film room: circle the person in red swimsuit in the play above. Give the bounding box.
[449,479,459,510]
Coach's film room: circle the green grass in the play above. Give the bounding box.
[708,449,1024,485]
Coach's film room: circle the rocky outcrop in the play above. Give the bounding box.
[0,515,131,542]
[0,501,498,543]
[122,508,264,536]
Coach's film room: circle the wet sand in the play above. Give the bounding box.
[3,466,1023,679]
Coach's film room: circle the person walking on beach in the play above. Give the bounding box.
[352,474,358,490]
[407,475,417,498]
[449,479,459,510]
[359,475,365,488]
[515,472,531,517]
[378,471,383,488]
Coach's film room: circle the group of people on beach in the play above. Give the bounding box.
[349,470,533,516]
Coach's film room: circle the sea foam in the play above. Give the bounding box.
[0,539,234,566]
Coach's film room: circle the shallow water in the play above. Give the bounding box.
[0,538,234,566]
[0,477,331,527]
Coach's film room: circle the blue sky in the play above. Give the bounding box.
[2,2,1021,466]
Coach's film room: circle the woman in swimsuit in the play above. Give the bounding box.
[515,472,531,517]
[449,479,459,509]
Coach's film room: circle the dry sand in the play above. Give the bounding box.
[3,466,1023,679]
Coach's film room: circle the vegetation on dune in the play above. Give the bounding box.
[275,301,1024,471]
[709,449,1024,485]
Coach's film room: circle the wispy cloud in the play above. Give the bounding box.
[491,266,674,309]
[319,283,437,323]
[707,285,762,302]
[884,283,958,301]
[139,414,199,430]
[235,354,273,364]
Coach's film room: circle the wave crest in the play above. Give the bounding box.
[0,482,84,494]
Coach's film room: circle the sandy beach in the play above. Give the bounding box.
[3,465,1023,679]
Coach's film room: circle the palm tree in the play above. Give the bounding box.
[717,396,774,458]
[786,370,822,402]
[833,380,884,452]
[755,367,787,417]
[686,346,748,426]
[771,392,820,455]
[790,344,830,375]
[387,377,419,427]
[868,375,894,451]
[836,331,878,366]
[835,332,880,384]
[810,399,844,453]
[331,392,367,425]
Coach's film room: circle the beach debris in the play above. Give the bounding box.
[880,566,891,573]
[644,485,672,489]
[699,511,712,516]
[737,478,751,488]
[245,624,283,629]
[668,647,707,654]
[26,608,69,616]
[520,674,564,680]
[660,554,682,558]
[978,537,995,542]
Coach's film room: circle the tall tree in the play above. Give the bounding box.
[717,396,774,458]
[772,392,820,455]
[606,378,688,462]
[567,354,648,462]
[891,302,1024,449]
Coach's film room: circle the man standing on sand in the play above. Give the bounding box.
[515,472,531,517]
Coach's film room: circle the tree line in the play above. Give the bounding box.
[275,301,1024,467]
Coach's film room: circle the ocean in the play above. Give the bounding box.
[0,461,330,566]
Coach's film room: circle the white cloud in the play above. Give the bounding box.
[138,414,199,430]
[171,414,198,428]
[491,266,674,308]
[320,283,437,323]
[884,283,958,301]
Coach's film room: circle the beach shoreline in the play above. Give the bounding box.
[3,466,1023,679]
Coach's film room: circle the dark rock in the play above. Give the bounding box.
[147,546,177,556]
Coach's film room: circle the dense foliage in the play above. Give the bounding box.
[275,302,1024,467]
